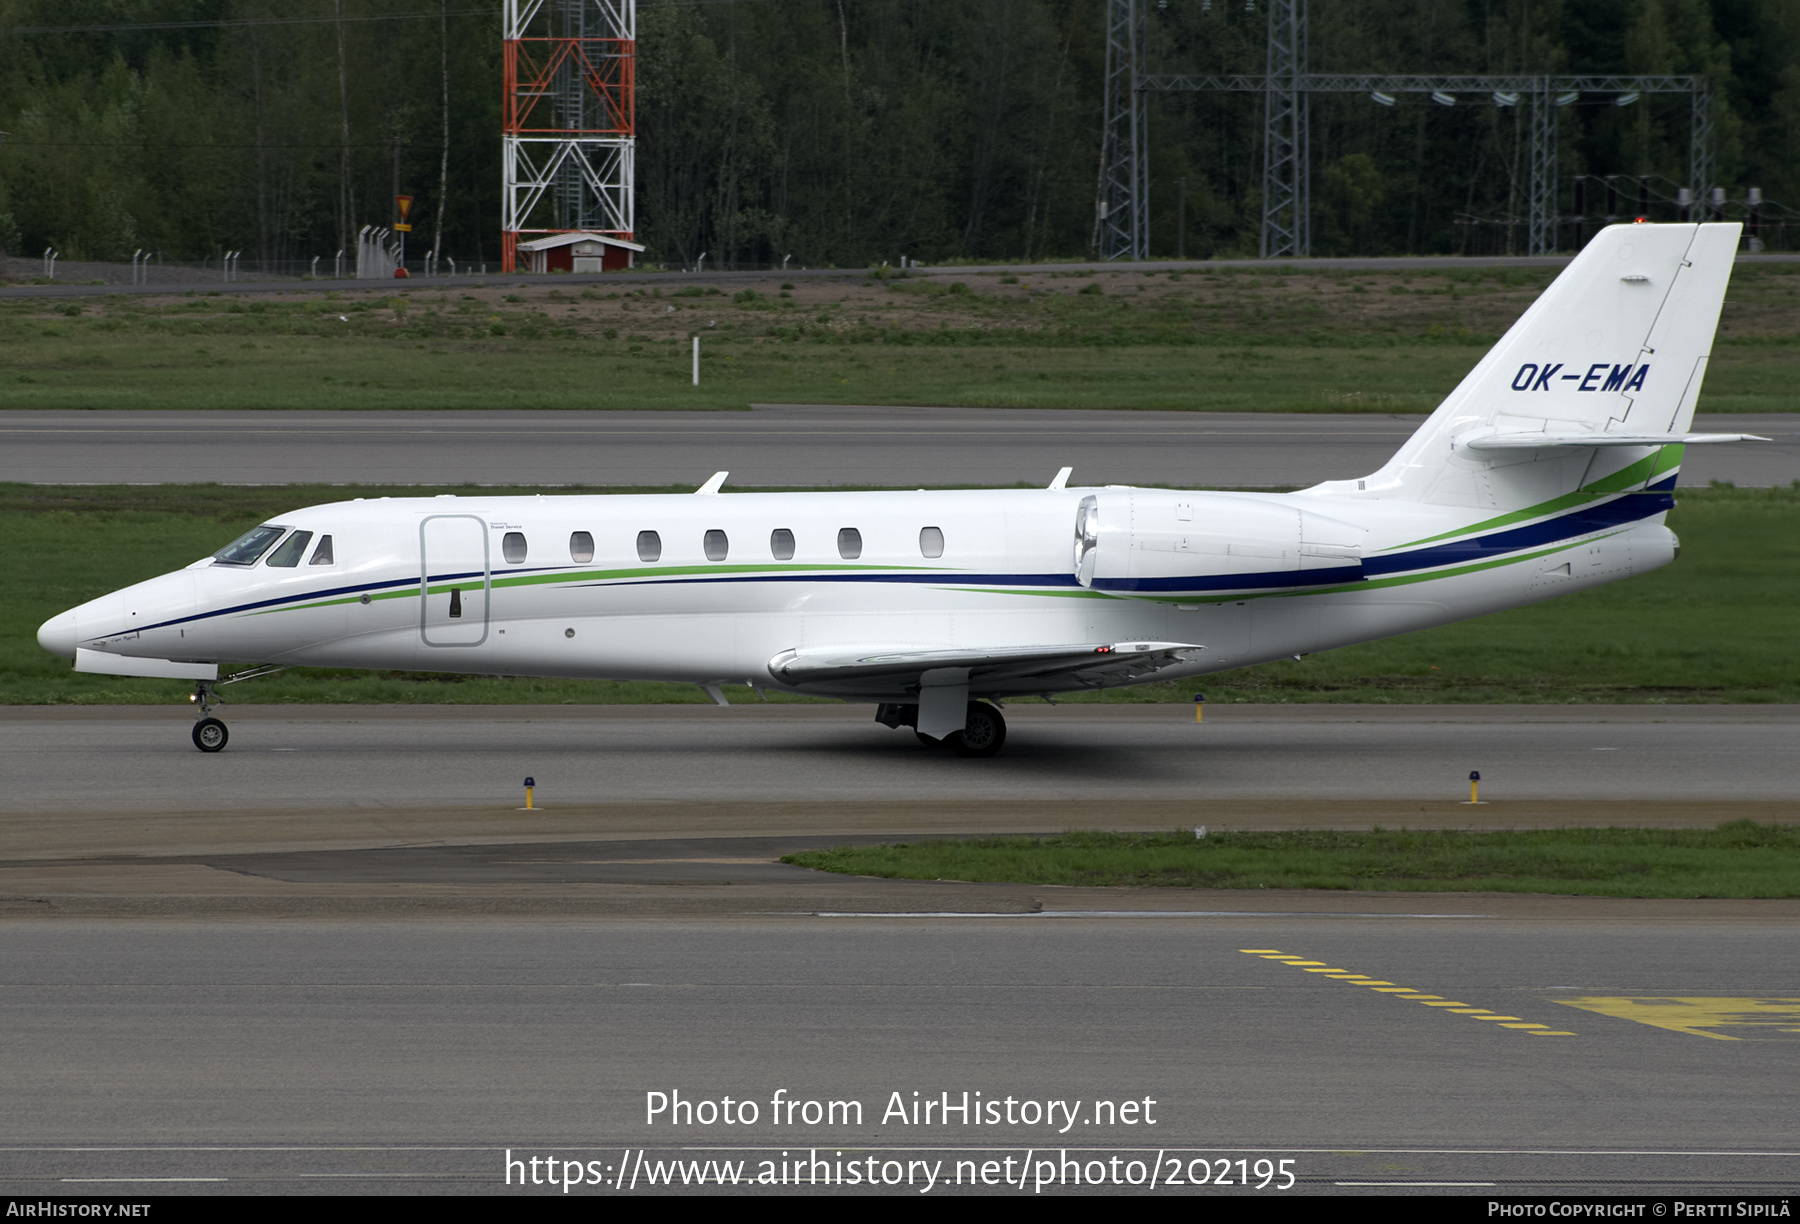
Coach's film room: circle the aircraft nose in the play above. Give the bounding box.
[37,608,78,659]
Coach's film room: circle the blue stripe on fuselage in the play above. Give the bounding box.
[1092,564,1364,594]
[1362,491,1672,577]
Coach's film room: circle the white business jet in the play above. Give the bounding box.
[39,223,1763,756]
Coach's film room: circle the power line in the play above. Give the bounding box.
[0,0,765,34]
[0,10,491,36]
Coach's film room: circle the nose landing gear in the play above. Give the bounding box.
[185,666,285,752]
[191,680,228,752]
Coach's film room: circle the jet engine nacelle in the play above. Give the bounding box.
[1075,489,1365,596]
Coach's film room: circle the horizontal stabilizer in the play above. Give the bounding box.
[769,641,1202,696]
[1460,432,1768,452]
[76,648,218,681]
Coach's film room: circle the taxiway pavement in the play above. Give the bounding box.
[2,704,1794,863]
[2,407,1793,489]
[2,703,1795,1195]
[2,914,1798,1195]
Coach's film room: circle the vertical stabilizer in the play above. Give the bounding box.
[1315,223,1741,510]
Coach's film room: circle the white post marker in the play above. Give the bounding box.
[692,336,699,386]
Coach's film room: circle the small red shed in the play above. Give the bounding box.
[516,232,645,274]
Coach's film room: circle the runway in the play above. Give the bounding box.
[2,407,1794,488]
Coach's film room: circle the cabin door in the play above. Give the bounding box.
[419,514,490,646]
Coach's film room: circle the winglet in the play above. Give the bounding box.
[694,471,728,495]
[1047,466,1073,490]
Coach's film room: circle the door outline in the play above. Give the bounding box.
[420,514,490,647]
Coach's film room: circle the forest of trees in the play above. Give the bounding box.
[1,0,1797,271]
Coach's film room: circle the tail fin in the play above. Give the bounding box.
[1314,222,1742,510]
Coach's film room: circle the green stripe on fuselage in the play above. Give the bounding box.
[243,561,953,618]
[1381,445,1679,553]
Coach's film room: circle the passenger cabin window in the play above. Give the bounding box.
[770,528,795,560]
[308,535,335,566]
[502,532,528,564]
[265,530,314,568]
[837,528,862,560]
[637,530,661,562]
[213,524,286,566]
[704,529,729,561]
[920,526,944,558]
[569,531,595,564]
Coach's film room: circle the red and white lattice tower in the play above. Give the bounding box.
[501,0,635,272]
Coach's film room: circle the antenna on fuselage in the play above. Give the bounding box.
[1047,466,1073,490]
[694,471,728,495]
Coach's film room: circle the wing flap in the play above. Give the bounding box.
[768,641,1203,695]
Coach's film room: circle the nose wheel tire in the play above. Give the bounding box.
[192,717,229,753]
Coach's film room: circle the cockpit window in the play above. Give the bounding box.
[308,535,335,566]
[265,530,314,568]
[213,525,287,566]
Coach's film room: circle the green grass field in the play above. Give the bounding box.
[780,824,1800,898]
[3,482,1795,706]
[0,262,1794,411]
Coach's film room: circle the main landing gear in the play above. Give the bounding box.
[877,700,1008,758]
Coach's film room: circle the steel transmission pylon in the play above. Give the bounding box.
[502,0,636,273]
[1097,0,1147,260]
[1689,81,1714,215]
[1526,80,1557,256]
[1261,0,1308,258]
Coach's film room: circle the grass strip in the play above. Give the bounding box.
[0,266,1796,410]
[780,823,1800,898]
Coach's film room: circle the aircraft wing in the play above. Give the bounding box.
[767,641,1204,696]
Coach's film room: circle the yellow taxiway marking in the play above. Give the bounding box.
[1552,997,1800,1041]
[1242,948,1576,1037]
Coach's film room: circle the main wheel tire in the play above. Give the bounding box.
[192,717,228,753]
[947,702,1007,758]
